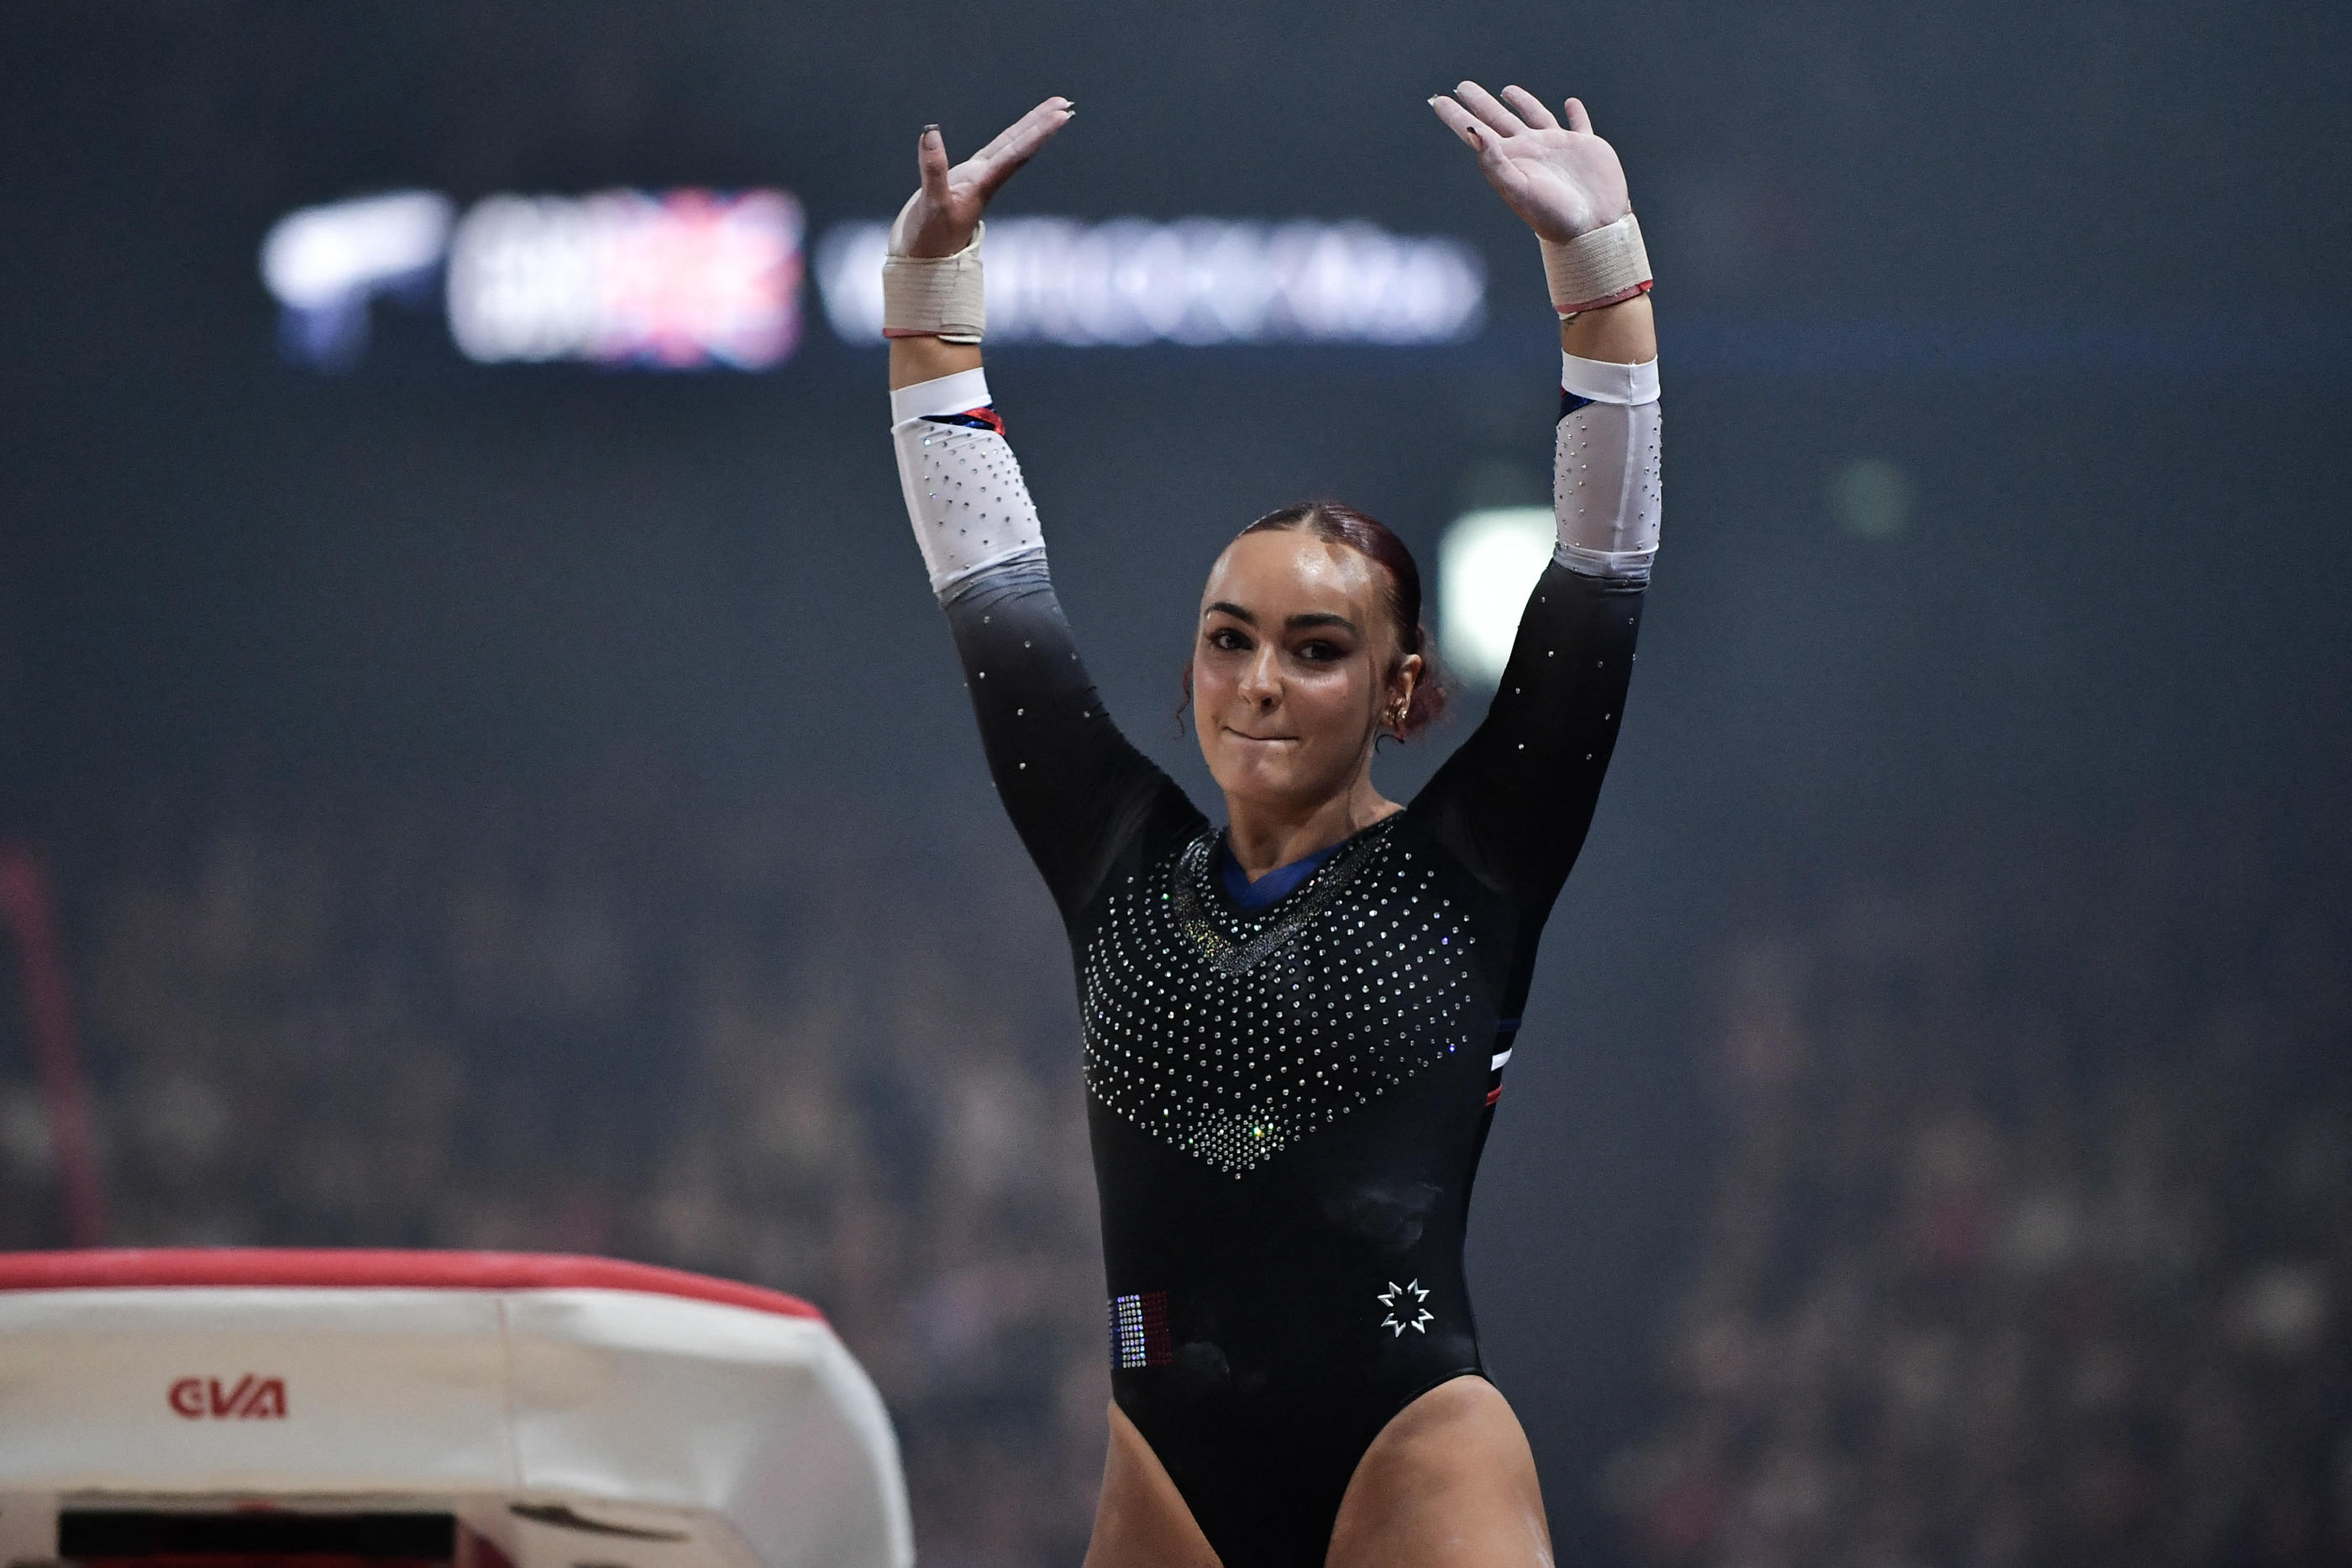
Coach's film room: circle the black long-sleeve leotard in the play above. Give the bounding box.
[899,364,1653,1568]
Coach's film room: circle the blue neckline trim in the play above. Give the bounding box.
[1221,839,1345,911]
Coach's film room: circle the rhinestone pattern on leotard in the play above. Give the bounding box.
[1555,398,1662,571]
[899,419,1046,592]
[1081,821,1477,1177]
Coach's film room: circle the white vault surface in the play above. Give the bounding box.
[0,1250,912,1568]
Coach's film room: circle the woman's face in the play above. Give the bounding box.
[1193,528,1419,814]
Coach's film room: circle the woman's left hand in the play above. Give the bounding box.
[1428,83,1630,244]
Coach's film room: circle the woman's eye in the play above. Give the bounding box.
[1295,640,1340,663]
[1209,627,1249,652]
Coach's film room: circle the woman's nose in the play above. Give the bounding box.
[1238,646,1281,702]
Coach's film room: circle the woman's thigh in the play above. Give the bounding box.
[1083,1399,1224,1568]
[1323,1376,1552,1568]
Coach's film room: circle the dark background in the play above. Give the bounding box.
[3,4,2348,1565]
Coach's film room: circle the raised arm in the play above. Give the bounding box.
[1414,85,1661,917]
[884,102,1190,920]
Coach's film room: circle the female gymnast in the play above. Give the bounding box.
[881,82,1661,1568]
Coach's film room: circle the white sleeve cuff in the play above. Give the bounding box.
[890,367,994,426]
[1560,352,1659,406]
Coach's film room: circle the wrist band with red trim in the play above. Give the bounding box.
[1540,212,1652,317]
[882,222,986,344]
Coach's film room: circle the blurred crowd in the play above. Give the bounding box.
[4,789,2347,1568]
[1609,868,2352,1568]
[0,784,1105,1568]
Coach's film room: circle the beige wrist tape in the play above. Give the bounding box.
[882,222,986,344]
[1539,212,1652,317]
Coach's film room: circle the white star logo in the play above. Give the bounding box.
[1377,1278,1434,1336]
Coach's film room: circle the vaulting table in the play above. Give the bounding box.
[0,1249,911,1568]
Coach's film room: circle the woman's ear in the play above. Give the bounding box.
[1394,652,1425,708]
[1378,653,1420,740]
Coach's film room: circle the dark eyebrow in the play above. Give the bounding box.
[1201,603,1360,636]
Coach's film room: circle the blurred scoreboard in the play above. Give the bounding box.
[263,188,803,371]
[261,190,1485,372]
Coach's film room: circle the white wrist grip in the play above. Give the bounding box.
[1539,212,1652,317]
[882,222,987,343]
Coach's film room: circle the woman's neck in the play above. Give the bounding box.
[1223,774,1401,882]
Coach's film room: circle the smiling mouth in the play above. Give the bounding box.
[1223,727,1299,747]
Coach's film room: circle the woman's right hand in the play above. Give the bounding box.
[890,97,1075,258]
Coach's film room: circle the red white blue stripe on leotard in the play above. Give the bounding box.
[921,405,1006,434]
[1484,1017,1522,1107]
